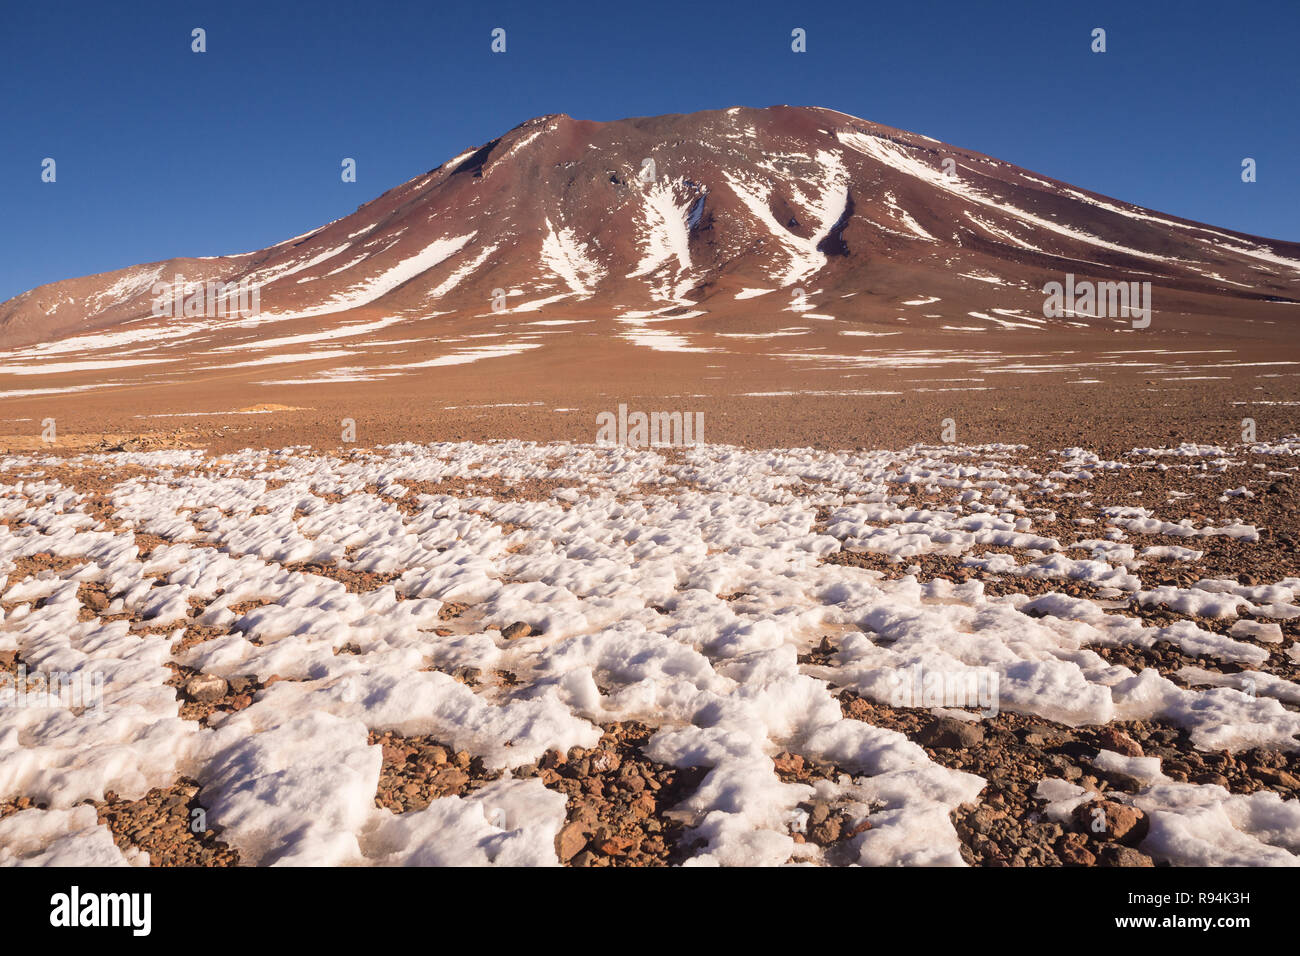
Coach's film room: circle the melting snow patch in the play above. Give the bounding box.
[1,438,1297,867]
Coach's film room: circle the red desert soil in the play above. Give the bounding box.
[2,327,1298,457]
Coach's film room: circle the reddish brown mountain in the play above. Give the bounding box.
[1,105,1298,410]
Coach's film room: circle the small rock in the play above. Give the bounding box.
[1097,727,1144,757]
[184,674,228,703]
[555,822,589,862]
[809,813,844,846]
[1073,799,1148,845]
[596,832,635,856]
[772,751,804,775]
[1057,832,1096,866]
[1102,845,1155,867]
[570,799,601,826]
[917,717,985,750]
[421,745,449,766]
[842,818,872,840]
[631,792,657,818]
[540,749,566,770]
[807,801,832,827]
[227,676,253,695]
[500,621,533,640]
[432,767,469,791]
[970,805,1004,834]
[1256,767,1300,790]
[589,749,621,774]
[1099,769,1145,793]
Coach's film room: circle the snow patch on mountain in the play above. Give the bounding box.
[540,219,604,296]
[245,233,477,327]
[723,149,851,286]
[837,130,1173,264]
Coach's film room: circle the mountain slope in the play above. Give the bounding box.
[2,105,1299,395]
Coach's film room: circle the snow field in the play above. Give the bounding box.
[0,437,1297,866]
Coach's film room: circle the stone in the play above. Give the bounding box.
[540,749,566,770]
[1100,769,1145,793]
[843,818,872,840]
[1073,799,1148,845]
[970,805,1004,834]
[1096,727,1144,757]
[555,822,590,862]
[589,749,621,774]
[809,813,843,846]
[1057,832,1096,866]
[500,621,533,640]
[184,674,228,703]
[807,802,832,826]
[421,745,449,766]
[772,751,804,775]
[1102,845,1155,867]
[917,717,985,750]
[227,675,253,695]
[595,831,634,856]
[1256,768,1300,790]
[632,792,656,817]
[432,767,469,791]
[571,799,601,826]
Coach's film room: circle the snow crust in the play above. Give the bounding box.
[1,438,1297,866]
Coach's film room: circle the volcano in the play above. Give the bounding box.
[1,106,1298,450]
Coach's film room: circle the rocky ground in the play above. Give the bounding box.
[0,435,1298,866]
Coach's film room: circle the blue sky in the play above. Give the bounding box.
[2,0,1297,303]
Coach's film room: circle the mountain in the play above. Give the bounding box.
[2,105,1298,403]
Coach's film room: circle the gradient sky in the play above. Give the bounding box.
[2,0,1296,303]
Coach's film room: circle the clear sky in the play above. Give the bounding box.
[2,0,1296,303]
